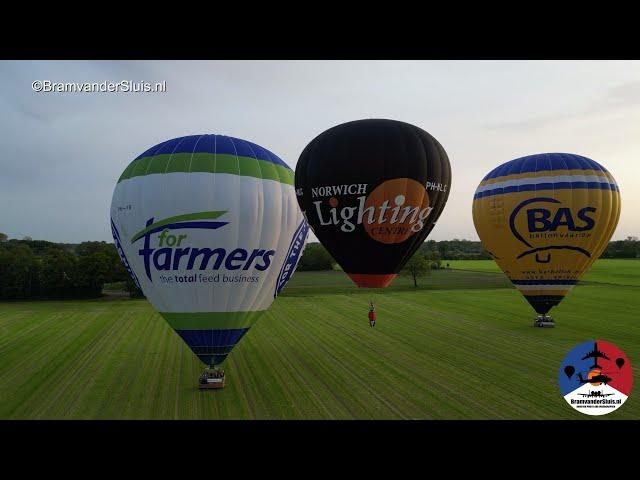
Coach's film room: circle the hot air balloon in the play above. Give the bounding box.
[472,153,620,327]
[110,134,308,386]
[295,119,451,288]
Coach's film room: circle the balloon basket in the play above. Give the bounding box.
[198,367,225,389]
[533,315,555,328]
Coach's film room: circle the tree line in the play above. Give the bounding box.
[296,237,640,272]
[295,237,640,287]
[294,241,448,287]
[602,237,640,258]
[0,234,141,300]
[294,239,497,272]
[0,232,637,300]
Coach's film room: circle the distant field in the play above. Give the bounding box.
[1,260,638,420]
[284,268,511,295]
[448,259,640,286]
[103,281,126,291]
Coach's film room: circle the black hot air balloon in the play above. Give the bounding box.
[295,119,451,287]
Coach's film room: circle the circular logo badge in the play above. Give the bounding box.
[558,340,632,416]
[363,178,430,244]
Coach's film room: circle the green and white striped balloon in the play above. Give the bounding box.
[110,134,308,366]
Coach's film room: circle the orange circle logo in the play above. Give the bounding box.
[363,178,430,244]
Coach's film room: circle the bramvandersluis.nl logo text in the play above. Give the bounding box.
[570,397,622,406]
[32,79,167,93]
[130,211,275,283]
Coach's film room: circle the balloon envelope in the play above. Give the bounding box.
[111,134,308,366]
[295,119,451,287]
[472,153,620,315]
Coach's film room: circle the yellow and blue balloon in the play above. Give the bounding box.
[472,153,620,319]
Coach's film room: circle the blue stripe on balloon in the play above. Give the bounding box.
[511,279,577,285]
[482,153,610,181]
[134,134,291,170]
[176,328,249,366]
[474,182,619,199]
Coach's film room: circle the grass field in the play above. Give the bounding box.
[447,259,640,286]
[0,260,638,419]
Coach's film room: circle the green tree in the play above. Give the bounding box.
[71,252,112,297]
[425,250,442,269]
[297,243,335,271]
[0,244,39,298]
[40,249,78,297]
[77,241,128,283]
[438,241,449,259]
[76,241,111,257]
[401,253,431,287]
[603,237,639,258]
[0,247,12,297]
[0,233,7,242]
[124,276,144,298]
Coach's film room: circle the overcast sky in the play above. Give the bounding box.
[1,60,639,243]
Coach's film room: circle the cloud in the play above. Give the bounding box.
[487,80,640,131]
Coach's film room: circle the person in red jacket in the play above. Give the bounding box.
[368,301,376,327]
